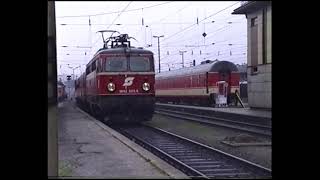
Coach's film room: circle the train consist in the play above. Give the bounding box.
[155,60,240,106]
[75,31,155,123]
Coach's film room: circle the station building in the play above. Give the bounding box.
[232,1,272,109]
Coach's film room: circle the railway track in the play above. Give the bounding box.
[111,124,272,179]
[155,108,271,137]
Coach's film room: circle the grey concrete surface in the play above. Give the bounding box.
[58,101,188,178]
[156,103,271,118]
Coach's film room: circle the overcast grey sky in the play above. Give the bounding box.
[55,1,247,76]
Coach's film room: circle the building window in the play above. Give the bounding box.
[251,17,257,27]
[251,66,258,75]
[263,8,267,64]
[251,16,258,68]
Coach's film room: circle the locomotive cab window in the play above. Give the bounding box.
[130,56,151,71]
[97,60,102,72]
[86,66,91,75]
[105,56,127,72]
[91,61,96,71]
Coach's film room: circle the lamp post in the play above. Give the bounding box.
[68,65,81,100]
[68,65,81,80]
[179,50,187,68]
[153,35,164,73]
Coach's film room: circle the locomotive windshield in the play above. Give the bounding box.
[104,56,151,72]
[105,57,127,72]
[130,56,151,71]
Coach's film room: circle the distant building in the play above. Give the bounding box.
[57,81,67,101]
[64,79,75,99]
[57,74,77,99]
[58,74,76,82]
[236,64,247,82]
[232,1,271,109]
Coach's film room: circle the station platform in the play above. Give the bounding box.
[156,103,271,119]
[58,101,188,178]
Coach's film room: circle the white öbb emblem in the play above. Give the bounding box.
[123,77,135,86]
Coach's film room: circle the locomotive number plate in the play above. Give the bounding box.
[128,89,139,93]
[119,89,139,93]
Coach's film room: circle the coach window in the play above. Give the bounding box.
[105,56,127,72]
[130,56,151,71]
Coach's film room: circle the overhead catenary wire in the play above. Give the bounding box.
[107,1,133,30]
[90,2,133,51]
[164,24,233,47]
[158,45,246,65]
[58,2,244,47]
[158,31,246,59]
[160,2,240,44]
[56,1,175,18]
[57,2,247,68]
[163,15,246,47]
[149,2,193,25]
[58,22,207,26]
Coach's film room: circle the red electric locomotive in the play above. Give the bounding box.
[155,60,240,107]
[75,31,155,123]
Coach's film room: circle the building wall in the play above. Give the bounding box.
[247,64,271,108]
[48,1,58,176]
[266,5,272,64]
[246,5,272,109]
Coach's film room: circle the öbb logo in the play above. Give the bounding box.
[123,77,135,86]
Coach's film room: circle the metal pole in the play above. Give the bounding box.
[179,50,187,68]
[153,35,164,73]
[182,53,184,68]
[145,26,147,46]
[73,69,75,99]
[89,16,92,54]
[157,37,160,73]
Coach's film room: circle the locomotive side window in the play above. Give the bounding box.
[86,66,91,75]
[92,60,96,71]
[130,56,151,71]
[97,60,101,72]
[105,57,127,72]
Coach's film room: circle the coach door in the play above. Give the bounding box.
[217,81,228,96]
[216,81,228,106]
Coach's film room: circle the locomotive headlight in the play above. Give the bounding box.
[107,82,116,92]
[142,82,150,91]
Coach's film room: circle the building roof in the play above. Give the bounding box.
[156,60,238,80]
[232,1,271,14]
[96,47,153,55]
[87,47,154,66]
